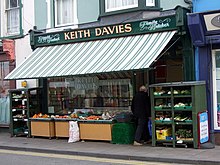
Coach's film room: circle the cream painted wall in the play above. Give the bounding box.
[15,0,38,88]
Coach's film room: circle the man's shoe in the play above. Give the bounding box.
[133,141,143,146]
[144,139,152,144]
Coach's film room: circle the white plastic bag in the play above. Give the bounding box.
[68,121,80,143]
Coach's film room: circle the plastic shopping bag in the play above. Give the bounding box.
[148,119,152,137]
[68,121,80,143]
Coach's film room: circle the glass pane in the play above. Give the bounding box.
[56,0,62,25]
[105,0,138,12]
[63,0,73,24]
[216,52,220,127]
[56,0,74,25]
[146,0,155,6]
[48,77,132,114]
[6,0,10,9]
[7,8,19,33]
[10,0,18,8]
[216,51,220,68]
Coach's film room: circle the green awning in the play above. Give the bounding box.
[5,30,176,80]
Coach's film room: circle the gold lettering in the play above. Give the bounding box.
[118,25,124,33]
[64,32,70,40]
[115,26,119,33]
[78,30,84,38]
[95,28,102,36]
[75,31,78,39]
[84,30,91,38]
[70,32,76,39]
[102,27,110,35]
[107,26,115,34]
[125,24,132,32]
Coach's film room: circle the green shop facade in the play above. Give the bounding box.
[5,7,194,124]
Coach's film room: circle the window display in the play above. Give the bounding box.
[47,76,132,114]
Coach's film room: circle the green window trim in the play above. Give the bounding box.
[19,0,23,36]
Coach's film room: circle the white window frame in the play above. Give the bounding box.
[5,0,20,35]
[146,0,155,6]
[54,0,78,27]
[212,49,220,130]
[105,0,138,12]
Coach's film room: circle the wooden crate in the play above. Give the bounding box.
[55,120,69,138]
[30,119,55,139]
[79,123,112,141]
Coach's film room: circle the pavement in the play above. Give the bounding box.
[0,130,219,165]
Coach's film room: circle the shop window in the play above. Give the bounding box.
[54,0,78,27]
[213,50,220,130]
[5,0,20,35]
[47,76,132,114]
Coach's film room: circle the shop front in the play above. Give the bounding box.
[188,10,220,145]
[5,7,194,143]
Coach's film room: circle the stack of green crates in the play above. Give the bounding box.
[111,122,136,144]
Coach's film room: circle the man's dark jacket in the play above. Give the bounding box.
[131,91,151,119]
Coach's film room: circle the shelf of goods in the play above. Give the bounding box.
[149,81,207,148]
[9,88,42,137]
[29,110,133,141]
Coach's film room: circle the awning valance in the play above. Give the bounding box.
[5,30,176,80]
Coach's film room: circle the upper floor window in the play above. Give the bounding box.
[55,0,77,27]
[105,0,156,12]
[105,0,138,12]
[146,0,155,6]
[5,0,20,35]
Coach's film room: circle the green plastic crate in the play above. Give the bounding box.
[111,123,136,144]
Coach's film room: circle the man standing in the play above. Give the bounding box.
[131,85,151,146]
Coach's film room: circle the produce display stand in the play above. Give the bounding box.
[30,118,55,139]
[149,81,207,148]
[9,88,42,137]
[54,118,77,138]
[79,120,114,141]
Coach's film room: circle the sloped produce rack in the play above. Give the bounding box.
[149,81,207,148]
